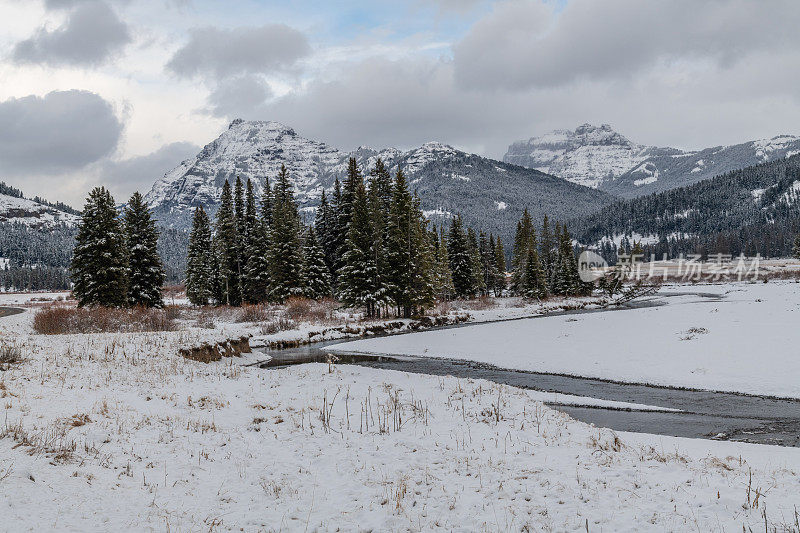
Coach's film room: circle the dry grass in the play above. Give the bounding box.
[33,305,178,335]
[0,345,22,369]
[259,317,296,335]
[285,297,337,323]
[458,295,496,311]
[236,304,275,323]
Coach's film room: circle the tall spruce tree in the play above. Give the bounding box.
[123,192,165,308]
[367,161,392,315]
[234,177,246,285]
[315,190,337,276]
[186,207,214,306]
[434,227,455,301]
[268,165,304,302]
[214,180,241,305]
[467,227,486,296]
[553,225,581,296]
[71,187,129,307]
[338,182,381,316]
[540,214,555,289]
[302,227,332,299]
[511,208,535,294]
[335,159,361,272]
[386,169,414,316]
[448,215,474,298]
[493,236,507,296]
[523,248,547,299]
[242,184,270,304]
[407,194,436,314]
[330,179,345,277]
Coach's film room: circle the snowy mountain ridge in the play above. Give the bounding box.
[0,192,80,229]
[143,119,614,246]
[504,124,800,198]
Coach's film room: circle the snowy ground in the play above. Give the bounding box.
[332,281,800,399]
[1,284,800,530]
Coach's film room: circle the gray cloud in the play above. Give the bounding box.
[94,141,200,195]
[0,90,123,175]
[253,45,800,160]
[454,0,800,91]
[13,1,131,67]
[206,74,274,118]
[166,24,311,80]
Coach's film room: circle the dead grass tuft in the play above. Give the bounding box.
[33,305,178,335]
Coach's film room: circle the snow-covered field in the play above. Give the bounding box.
[2,284,800,530]
[332,281,800,399]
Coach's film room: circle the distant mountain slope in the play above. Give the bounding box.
[0,193,80,229]
[505,124,800,199]
[503,123,678,189]
[0,182,79,290]
[144,119,615,245]
[573,154,800,258]
[604,135,800,198]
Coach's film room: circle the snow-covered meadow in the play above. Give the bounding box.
[1,283,800,530]
[333,281,800,399]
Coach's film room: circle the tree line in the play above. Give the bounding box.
[184,158,594,317]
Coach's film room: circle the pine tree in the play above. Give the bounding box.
[123,192,165,307]
[234,177,246,284]
[367,160,392,315]
[511,209,534,294]
[335,159,361,272]
[553,225,581,296]
[369,158,393,212]
[71,187,129,307]
[241,177,272,304]
[214,180,241,305]
[480,232,497,297]
[242,180,258,272]
[434,227,455,301]
[448,216,473,298]
[523,248,547,299]
[338,182,381,315]
[494,236,507,296]
[540,214,555,288]
[268,165,304,302]
[186,207,214,306]
[302,227,332,299]
[330,179,345,278]
[315,190,337,276]
[467,227,485,296]
[407,194,436,314]
[385,169,412,315]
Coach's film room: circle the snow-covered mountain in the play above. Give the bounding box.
[144,119,614,244]
[503,124,678,190]
[0,192,80,229]
[504,124,800,198]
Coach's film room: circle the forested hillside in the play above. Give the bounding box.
[574,155,800,260]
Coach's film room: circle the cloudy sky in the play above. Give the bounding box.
[2,0,800,207]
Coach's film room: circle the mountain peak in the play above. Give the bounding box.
[503,123,656,189]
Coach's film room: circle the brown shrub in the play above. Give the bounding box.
[259,317,296,335]
[460,295,495,311]
[0,344,22,368]
[236,304,274,323]
[284,297,332,322]
[33,305,178,335]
